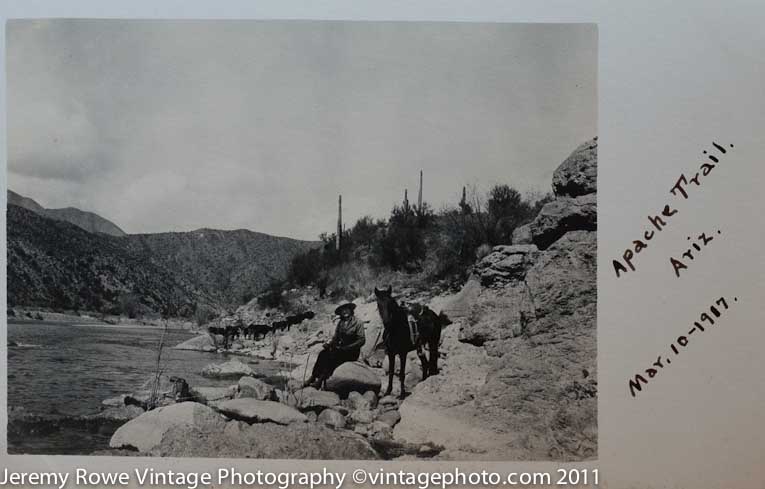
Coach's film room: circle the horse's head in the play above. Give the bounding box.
[374,286,395,326]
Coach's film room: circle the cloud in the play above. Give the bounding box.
[7,20,597,240]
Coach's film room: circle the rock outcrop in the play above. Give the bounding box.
[475,245,539,286]
[551,138,597,197]
[109,402,225,453]
[395,138,597,460]
[529,194,596,250]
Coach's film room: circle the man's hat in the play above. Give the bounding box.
[334,303,357,315]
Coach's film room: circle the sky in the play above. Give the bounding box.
[6,20,596,240]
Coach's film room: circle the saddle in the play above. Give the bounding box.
[406,304,424,345]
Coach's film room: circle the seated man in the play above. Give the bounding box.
[304,303,365,389]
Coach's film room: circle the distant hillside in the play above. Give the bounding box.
[126,229,319,306]
[7,204,199,315]
[7,202,320,315]
[7,190,126,237]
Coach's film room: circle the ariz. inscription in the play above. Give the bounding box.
[629,296,737,398]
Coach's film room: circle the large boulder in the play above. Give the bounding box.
[237,377,274,400]
[190,386,237,404]
[529,194,596,250]
[474,244,540,286]
[552,137,597,197]
[173,334,217,352]
[149,420,378,459]
[109,402,225,453]
[325,362,382,397]
[201,359,255,379]
[215,399,307,425]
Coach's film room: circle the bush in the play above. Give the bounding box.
[194,304,218,326]
[257,280,290,310]
[475,243,493,261]
[375,204,434,271]
[118,292,142,319]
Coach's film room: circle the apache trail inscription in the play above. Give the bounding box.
[612,142,734,278]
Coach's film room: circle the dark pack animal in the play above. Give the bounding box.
[207,325,238,349]
[247,323,272,340]
[374,286,451,399]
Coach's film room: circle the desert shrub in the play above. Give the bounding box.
[118,292,142,319]
[325,262,376,300]
[475,243,493,261]
[288,247,323,287]
[486,184,533,244]
[257,280,291,310]
[375,203,435,271]
[194,304,218,326]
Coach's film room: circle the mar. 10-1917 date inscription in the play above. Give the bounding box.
[628,296,738,398]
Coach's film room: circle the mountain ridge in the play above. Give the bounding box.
[7,190,127,237]
[6,196,320,314]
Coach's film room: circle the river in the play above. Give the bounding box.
[6,321,282,454]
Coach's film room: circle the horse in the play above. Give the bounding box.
[247,323,272,340]
[374,286,451,399]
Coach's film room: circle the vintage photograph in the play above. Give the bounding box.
[6,20,597,460]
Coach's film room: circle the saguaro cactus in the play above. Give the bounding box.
[336,195,342,251]
[417,170,423,213]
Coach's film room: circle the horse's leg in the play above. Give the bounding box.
[429,338,439,375]
[384,352,395,397]
[416,343,429,380]
[398,353,407,400]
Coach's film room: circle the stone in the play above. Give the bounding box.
[215,399,308,425]
[529,194,596,250]
[201,359,255,379]
[173,334,217,352]
[379,395,400,407]
[350,409,377,424]
[552,137,597,198]
[191,386,237,404]
[362,390,378,409]
[369,421,394,440]
[276,334,296,353]
[325,362,382,397]
[290,387,340,411]
[317,408,346,429]
[475,245,540,285]
[237,377,274,400]
[149,420,379,459]
[377,409,401,428]
[109,402,225,453]
[306,412,318,423]
[347,391,371,411]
